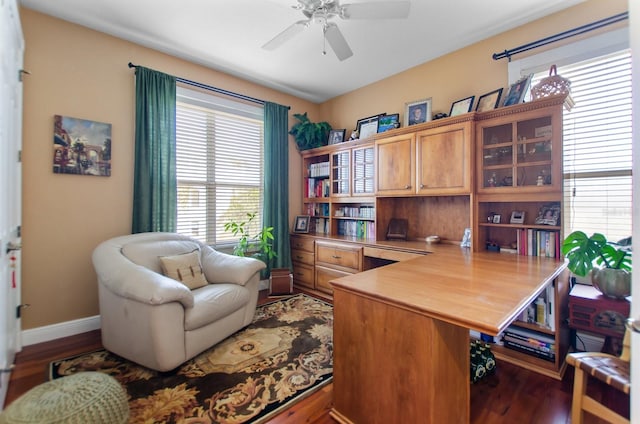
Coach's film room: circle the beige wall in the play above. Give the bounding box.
[20,0,627,330]
[20,8,318,329]
[321,0,628,130]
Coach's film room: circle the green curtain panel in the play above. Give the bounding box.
[264,102,292,270]
[132,67,177,233]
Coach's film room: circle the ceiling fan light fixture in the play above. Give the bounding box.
[263,0,410,60]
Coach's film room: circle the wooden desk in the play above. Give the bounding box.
[329,246,566,424]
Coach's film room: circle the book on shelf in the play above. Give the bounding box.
[516,228,560,259]
[337,220,375,239]
[546,283,556,332]
[504,324,555,345]
[503,340,556,362]
[308,161,330,178]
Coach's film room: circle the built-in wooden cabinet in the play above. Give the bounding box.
[473,96,566,256]
[374,133,416,195]
[490,268,571,380]
[314,240,363,295]
[294,95,570,378]
[290,234,315,290]
[416,118,473,195]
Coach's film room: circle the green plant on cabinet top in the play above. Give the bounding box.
[289,112,332,151]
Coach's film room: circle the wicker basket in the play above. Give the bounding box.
[531,65,571,100]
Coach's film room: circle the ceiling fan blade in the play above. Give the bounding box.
[324,23,353,61]
[341,1,410,19]
[262,20,309,51]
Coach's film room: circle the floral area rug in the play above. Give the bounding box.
[49,294,333,424]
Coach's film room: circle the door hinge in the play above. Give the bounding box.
[18,150,22,162]
[16,304,30,318]
[18,69,31,82]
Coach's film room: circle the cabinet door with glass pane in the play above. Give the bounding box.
[477,103,563,194]
[352,145,374,195]
[331,149,351,197]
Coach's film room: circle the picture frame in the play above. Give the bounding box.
[534,204,561,226]
[503,73,533,107]
[293,215,310,233]
[449,96,475,117]
[475,88,503,112]
[492,214,501,224]
[404,98,432,126]
[510,210,525,224]
[53,114,112,176]
[377,113,400,133]
[328,129,346,145]
[356,114,384,139]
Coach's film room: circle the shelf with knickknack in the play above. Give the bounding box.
[473,95,567,256]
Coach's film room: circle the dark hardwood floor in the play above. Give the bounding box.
[4,291,629,423]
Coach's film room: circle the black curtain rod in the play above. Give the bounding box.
[493,12,629,61]
[128,62,289,109]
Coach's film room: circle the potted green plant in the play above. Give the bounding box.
[224,212,277,279]
[289,112,332,151]
[561,231,632,299]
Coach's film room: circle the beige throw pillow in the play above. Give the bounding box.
[159,250,208,290]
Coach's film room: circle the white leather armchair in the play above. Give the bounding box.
[92,232,266,371]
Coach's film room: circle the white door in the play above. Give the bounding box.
[0,0,24,409]
[629,2,638,422]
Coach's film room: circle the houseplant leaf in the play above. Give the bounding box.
[560,231,606,277]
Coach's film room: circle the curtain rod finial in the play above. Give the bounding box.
[128,62,136,68]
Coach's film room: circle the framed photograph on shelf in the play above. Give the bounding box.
[293,215,310,233]
[534,204,561,226]
[475,88,503,112]
[503,73,533,106]
[449,96,475,117]
[328,129,346,145]
[377,113,400,133]
[510,210,525,224]
[492,214,501,224]
[356,114,383,139]
[404,98,431,126]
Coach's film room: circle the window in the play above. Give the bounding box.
[510,29,632,242]
[175,86,264,246]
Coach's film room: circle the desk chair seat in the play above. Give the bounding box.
[566,329,630,424]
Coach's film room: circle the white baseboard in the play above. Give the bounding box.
[21,315,101,347]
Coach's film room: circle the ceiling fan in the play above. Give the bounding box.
[262,0,411,61]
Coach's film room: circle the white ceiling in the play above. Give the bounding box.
[20,0,585,103]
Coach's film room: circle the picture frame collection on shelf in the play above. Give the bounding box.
[338,72,539,143]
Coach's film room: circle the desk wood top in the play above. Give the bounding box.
[330,244,566,335]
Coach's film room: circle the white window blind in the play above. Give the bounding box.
[176,87,264,246]
[531,50,632,241]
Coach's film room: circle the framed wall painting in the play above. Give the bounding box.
[404,98,431,126]
[356,114,383,139]
[328,129,346,144]
[503,74,533,106]
[293,215,310,233]
[449,96,475,117]
[476,88,503,112]
[377,113,400,133]
[53,114,112,176]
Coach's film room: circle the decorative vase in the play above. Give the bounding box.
[591,267,631,299]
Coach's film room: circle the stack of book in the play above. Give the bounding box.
[502,325,556,362]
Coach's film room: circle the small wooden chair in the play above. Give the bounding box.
[566,329,630,424]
